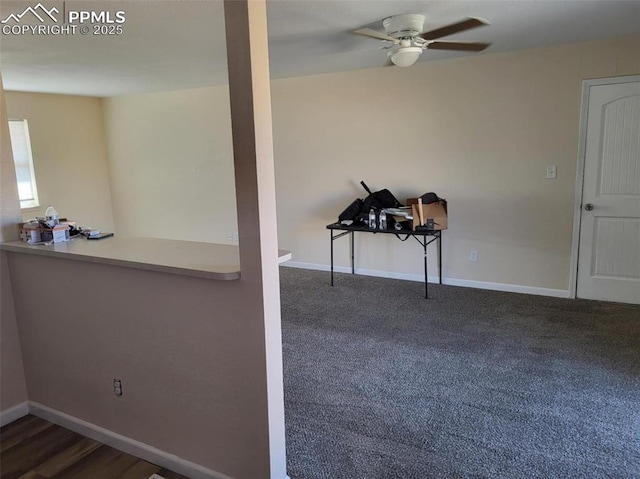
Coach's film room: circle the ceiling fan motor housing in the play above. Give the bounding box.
[383,14,425,39]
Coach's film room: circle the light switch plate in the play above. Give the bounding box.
[546,165,557,179]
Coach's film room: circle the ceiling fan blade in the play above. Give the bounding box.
[427,41,491,52]
[419,18,488,41]
[353,28,397,43]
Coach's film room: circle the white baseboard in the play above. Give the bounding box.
[28,402,239,479]
[0,401,29,427]
[444,277,569,298]
[284,261,433,282]
[283,261,569,298]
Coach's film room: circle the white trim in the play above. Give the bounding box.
[0,401,29,427]
[443,277,569,298]
[569,75,640,299]
[569,80,591,298]
[283,261,569,298]
[285,260,436,283]
[28,402,255,479]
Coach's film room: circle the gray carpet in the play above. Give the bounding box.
[280,267,640,479]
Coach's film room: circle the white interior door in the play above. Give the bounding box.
[577,77,640,304]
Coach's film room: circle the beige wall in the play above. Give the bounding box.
[103,87,237,243]
[271,33,640,292]
[5,92,115,232]
[103,33,639,293]
[0,250,27,414]
[8,252,277,478]
[0,76,28,414]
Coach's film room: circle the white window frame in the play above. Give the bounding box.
[8,119,39,210]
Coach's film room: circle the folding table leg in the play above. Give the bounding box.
[351,232,355,274]
[438,231,442,285]
[423,236,428,299]
[330,230,334,286]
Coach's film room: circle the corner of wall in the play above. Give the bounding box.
[0,74,29,418]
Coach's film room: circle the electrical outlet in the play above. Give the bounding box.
[113,378,123,397]
[469,250,478,262]
[227,232,233,242]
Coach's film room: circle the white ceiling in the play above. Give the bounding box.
[1,0,639,97]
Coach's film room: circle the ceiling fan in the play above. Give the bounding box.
[354,14,491,67]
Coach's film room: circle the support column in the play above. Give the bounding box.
[224,2,287,478]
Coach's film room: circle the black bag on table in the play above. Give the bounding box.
[354,181,403,223]
[337,181,403,224]
[338,198,364,222]
[360,181,403,211]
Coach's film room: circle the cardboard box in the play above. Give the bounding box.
[18,223,69,244]
[19,226,41,244]
[41,225,69,243]
[407,198,448,231]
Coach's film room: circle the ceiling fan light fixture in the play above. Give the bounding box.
[390,46,422,67]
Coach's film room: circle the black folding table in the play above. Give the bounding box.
[326,223,442,298]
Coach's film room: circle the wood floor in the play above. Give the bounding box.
[0,415,189,479]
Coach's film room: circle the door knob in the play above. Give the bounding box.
[584,203,594,211]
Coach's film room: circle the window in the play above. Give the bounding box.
[8,119,39,209]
